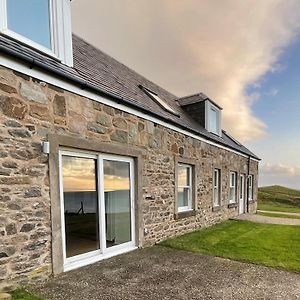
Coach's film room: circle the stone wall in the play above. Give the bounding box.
[0,66,258,290]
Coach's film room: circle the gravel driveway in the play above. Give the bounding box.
[31,247,300,300]
[235,213,300,225]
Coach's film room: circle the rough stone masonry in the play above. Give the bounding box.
[0,66,258,290]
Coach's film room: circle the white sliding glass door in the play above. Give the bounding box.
[59,151,135,271]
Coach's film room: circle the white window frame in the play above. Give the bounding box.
[229,171,237,203]
[59,150,136,272]
[205,101,222,136]
[248,174,254,201]
[177,163,193,212]
[0,0,73,66]
[213,168,221,207]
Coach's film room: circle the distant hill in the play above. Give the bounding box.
[258,185,300,213]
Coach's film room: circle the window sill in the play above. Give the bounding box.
[212,206,221,212]
[228,203,238,208]
[174,210,196,220]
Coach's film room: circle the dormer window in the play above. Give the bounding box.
[139,85,179,116]
[0,0,73,66]
[206,101,222,136]
[178,93,223,137]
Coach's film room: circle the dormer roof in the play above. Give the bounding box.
[178,93,223,110]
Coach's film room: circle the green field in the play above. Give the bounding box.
[161,220,300,272]
[258,185,300,213]
[257,211,300,219]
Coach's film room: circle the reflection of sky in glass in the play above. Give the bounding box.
[62,156,130,192]
[104,160,130,192]
[209,108,218,133]
[178,166,190,186]
[62,156,96,192]
[7,0,51,49]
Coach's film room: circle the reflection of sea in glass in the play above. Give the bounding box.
[62,156,99,258]
[104,160,131,248]
[7,0,51,49]
[178,187,190,207]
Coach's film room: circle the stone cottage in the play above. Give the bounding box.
[0,0,259,290]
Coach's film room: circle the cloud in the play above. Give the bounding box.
[266,88,279,97]
[259,163,300,189]
[261,163,300,177]
[71,0,300,143]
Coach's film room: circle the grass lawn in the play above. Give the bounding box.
[160,220,300,273]
[258,185,300,213]
[257,211,300,220]
[10,289,44,300]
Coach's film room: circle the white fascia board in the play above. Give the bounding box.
[0,56,259,162]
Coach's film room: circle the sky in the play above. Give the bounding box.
[71,0,300,189]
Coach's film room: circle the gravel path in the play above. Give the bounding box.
[30,247,300,300]
[235,213,300,225]
[258,210,300,217]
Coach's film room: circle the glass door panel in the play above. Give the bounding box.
[62,156,99,258]
[103,160,132,248]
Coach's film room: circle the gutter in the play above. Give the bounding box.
[0,43,260,160]
[246,155,250,213]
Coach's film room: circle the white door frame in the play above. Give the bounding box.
[58,150,136,272]
[239,174,245,214]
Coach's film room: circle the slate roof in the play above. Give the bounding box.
[0,34,259,159]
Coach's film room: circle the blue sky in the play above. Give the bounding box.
[247,35,300,188]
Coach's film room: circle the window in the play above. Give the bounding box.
[140,85,179,116]
[177,164,193,212]
[7,0,51,49]
[213,169,221,207]
[229,171,237,203]
[60,151,135,271]
[205,101,221,136]
[0,0,73,66]
[209,107,218,134]
[248,175,254,201]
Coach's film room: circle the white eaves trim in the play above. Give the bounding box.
[0,56,259,162]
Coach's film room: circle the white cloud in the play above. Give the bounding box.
[266,88,279,97]
[259,163,300,189]
[71,0,300,143]
[261,163,300,177]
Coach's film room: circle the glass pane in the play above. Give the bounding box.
[209,108,218,133]
[178,165,190,186]
[62,156,99,258]
[240,177,244,198]
[231,173,235,186]
[7,0,51,49]
[104,160,131,248]
[214,170,218,188]
[214,187,219,206]
[178,187,190,208]
[229,187,235,202]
